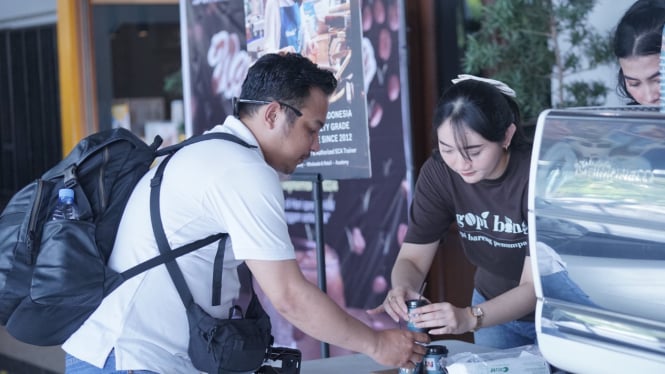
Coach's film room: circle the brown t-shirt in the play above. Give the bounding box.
[405,147,531,306]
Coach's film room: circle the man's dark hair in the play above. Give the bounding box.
[613,0,665,103]
[237,53,337,121]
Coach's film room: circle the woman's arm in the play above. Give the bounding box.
[410,256,536,335]
[367,241,440,322]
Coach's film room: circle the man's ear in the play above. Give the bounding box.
[263,101,281,129]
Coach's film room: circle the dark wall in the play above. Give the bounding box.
[0,25,61,210]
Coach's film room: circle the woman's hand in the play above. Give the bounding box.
[366,286,428,323]
[407,302,475,335]
[368,241,439,324]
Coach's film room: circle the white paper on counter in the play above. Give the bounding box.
[446,350,551,374]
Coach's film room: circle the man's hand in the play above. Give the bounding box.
[367,329,430,368]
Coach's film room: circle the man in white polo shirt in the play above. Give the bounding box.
[63,52,429,373]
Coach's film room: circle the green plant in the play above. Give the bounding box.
[463,0,614,125]
[550,0,614,107]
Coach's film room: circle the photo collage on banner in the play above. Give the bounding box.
[181,0,411,359]
[245,0,371,179]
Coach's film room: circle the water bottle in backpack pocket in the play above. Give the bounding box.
[50,188,80,221]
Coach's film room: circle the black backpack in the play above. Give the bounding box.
[0,127,261,346]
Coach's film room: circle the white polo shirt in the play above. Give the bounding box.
[63,116,296,373]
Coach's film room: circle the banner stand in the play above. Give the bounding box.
[290,172,329,359]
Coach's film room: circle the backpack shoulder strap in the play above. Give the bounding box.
[148,151,227,308]
[146,132,252,307]
[154,132,256,158]
[111,132,250,299]
[118,233,224,281]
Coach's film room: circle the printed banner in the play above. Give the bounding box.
[180,0,248,136]
[182,0,371,179]
[245,0,371,179]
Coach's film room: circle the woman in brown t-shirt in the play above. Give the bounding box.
[368,76,536,349]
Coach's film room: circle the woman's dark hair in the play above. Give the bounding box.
[431,79,530,161]
[237,53,337,122]
[613,0,665,103]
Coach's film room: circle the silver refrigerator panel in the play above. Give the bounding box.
[528,107,665,373]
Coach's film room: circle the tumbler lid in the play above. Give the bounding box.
[405,299,428,308]
[426,345,448,355]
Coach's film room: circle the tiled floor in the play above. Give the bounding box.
[0,328,64,374]
[0,354,60,374]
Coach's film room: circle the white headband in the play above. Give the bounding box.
[451,74,517,98]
